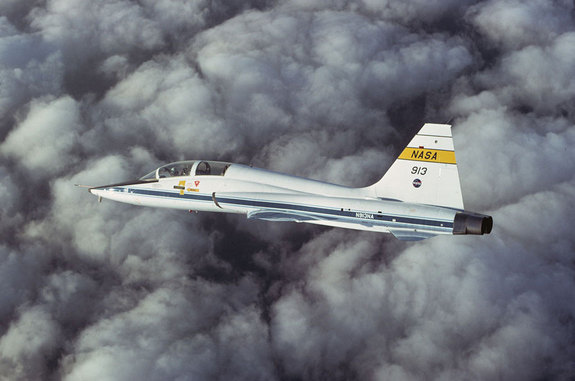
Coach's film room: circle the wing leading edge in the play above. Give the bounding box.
[247,210,337,223]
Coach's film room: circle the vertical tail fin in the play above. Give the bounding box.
[370,123,464,209]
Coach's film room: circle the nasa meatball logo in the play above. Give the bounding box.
[412,178,422,188]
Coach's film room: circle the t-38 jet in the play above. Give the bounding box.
[84,124,492,241]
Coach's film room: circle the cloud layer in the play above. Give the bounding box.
[1,0,575,379]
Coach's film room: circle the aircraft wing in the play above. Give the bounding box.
[388,229,438,241]
[247,210,338,223]
[214,192,445,237]
[215,192,345,224]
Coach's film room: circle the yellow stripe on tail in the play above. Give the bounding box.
[398,148,456,164]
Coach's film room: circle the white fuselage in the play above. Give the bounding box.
[86,124,494,240]
[90,163,458,240]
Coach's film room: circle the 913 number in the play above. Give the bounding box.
[411,166,427,175]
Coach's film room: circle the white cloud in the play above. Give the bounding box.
[30,0,164,61]
[62,280,273,381]
[0,306,62,379]
[469,0,574,49]
[1,96,80,176]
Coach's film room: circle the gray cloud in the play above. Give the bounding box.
[469,0,574,50]
[1,0,575,380]
[0,16,63,134]
[192,9,473,179]
[280,0,477,25]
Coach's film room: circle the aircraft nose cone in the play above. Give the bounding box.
[89,188,105,196]
[88,187,107,203]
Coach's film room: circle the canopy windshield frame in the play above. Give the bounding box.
[139,160,231,180]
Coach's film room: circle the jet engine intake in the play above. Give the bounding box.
[453,212,493,235]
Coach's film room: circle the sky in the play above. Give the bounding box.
[1,0,575,379]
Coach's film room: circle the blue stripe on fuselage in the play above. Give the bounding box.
[112,187,453,230]
[109,187,212,202]
[215,196,453,229]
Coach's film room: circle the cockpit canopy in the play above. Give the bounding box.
[139,160,231,180]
